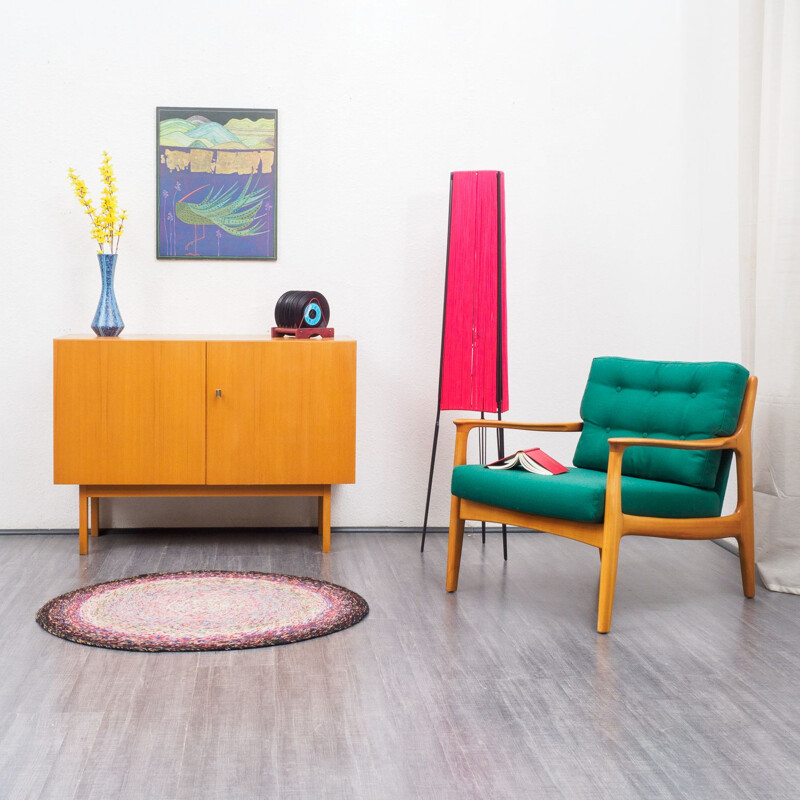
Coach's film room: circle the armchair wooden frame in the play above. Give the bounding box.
[446,376,758,633]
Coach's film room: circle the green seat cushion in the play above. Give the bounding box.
[451,465,722,523]
[573,357,749,489]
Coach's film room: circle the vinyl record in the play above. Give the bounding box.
[275,291,330,328]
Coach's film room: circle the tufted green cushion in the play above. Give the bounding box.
[572,357,749,489]
[451,465,722,523]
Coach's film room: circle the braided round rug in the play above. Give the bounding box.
[36,571,369,652]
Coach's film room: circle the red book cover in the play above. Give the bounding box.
[486,448,570,474]
[522,448,569,475]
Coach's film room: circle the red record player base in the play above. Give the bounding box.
[271,327,335,339]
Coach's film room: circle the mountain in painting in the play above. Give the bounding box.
[159,117,197,145]
[188,121,242,146]
[160,115,275,151]
[160,118,242,149]
[224,117,276,149]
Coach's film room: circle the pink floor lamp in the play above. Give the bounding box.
[421,170,510,556]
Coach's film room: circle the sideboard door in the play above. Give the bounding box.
[54,339,207,485]
[206,340,356,485]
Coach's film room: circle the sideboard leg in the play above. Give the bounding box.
[90,497,100,537]
[319,486,331,553]
[78,488,89,555]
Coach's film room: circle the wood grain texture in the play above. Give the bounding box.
[458,499,604,548]
[78,491,88,556]
[81,485,328,497]
[2,530,799,799]
[453,418,584,433]
[54,337,357,555]
[74,485,332,554]
[90,498,100,538]
[54,339,206,485]
[206,339,356,485]
[318,485,331,552]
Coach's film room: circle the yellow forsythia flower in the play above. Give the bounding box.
[68,154,126,253]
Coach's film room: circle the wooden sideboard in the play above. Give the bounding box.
[53,335,356,554]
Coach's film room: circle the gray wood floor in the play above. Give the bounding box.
[1,528,798,800]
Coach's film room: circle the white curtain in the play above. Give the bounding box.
[740,0,800,593]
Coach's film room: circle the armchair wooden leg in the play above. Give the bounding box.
[446,496,465,592]
[738,514,756,599]
[735,435,756,598]
[597,534,620,634]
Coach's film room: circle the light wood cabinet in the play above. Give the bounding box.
[206,341,356,485]
[54,336,356,554]
[54,339,207,485]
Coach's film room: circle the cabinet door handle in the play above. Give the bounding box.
[215,389,222,398]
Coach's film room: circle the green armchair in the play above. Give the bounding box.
[446,357,758,633]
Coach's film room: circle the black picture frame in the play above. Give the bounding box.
[156,106,278,260]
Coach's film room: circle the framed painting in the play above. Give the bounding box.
[157,106,277,260]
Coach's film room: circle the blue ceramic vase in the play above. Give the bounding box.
[92,253,124,337]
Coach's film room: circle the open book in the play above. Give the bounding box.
[486,448,569,476]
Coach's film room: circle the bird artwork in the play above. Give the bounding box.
[175,174,271,255]
[157,107,277,259]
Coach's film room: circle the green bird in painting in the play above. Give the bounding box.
[176,173,270,254]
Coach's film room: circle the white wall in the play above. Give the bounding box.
[0,0,740,530]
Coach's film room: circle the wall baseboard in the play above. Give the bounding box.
[0,525,518,536]
[0,528,736,557]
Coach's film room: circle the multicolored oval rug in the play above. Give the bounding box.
[36,571,369,652]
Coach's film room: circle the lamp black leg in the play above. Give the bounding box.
[480,415,487,544]
[421,413,442,552]
[496,421,507,560]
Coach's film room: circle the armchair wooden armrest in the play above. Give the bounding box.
[607,435,736,454]
[454,419,583,433]
[603,431,748,545]
[452,420,583,466]
[605,434,741,508]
